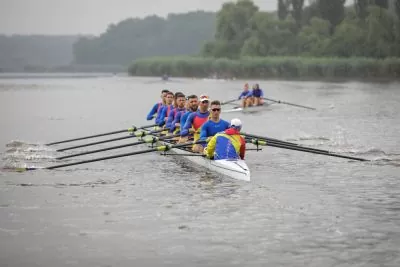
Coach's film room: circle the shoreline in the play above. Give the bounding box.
[128,56,400,83]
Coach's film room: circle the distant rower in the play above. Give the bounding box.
[251,83,264,106]
[238,83,252,108]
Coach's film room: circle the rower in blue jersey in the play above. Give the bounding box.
[155,91,174,126]
[199,100,230,145]
[170,94,198,134]
[238,83,252,108]
[251,83,264,106]
[166,92,186,132]
[146,89,169,121]
[180,94,210,152]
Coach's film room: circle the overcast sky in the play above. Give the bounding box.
[0,0,279,36]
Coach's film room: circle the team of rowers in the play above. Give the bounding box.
[238,83,265,108]
[146,89,246,160]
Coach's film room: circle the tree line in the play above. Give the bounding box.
[128,0,400,80]
[201,0,400,58]
[0,35,77,72]
[73,11,216,66]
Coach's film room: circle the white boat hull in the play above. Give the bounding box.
[222,103,271,113]
[169,147,251,181]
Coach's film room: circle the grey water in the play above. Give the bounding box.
[0,74,399,267]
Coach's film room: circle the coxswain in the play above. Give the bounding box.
[205,118,246,160]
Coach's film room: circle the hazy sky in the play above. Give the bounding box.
[0,0,277,36]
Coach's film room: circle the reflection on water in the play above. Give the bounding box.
[0,77,399,266]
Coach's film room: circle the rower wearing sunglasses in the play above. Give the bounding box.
[199,100,229,151]
[180,94,211,152]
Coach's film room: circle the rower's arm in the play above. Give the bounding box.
[180,113,194,136]
[146,103,158,120]
[170,112,181,133]
[205,135,217,159]
[155,107,166,126]
[199,122,209,141]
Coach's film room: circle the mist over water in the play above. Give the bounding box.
[1,75,400,266]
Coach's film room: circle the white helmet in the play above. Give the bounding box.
[230,118,242,129]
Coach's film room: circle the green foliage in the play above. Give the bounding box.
[355,0,369,19]
[128,56,400,79]
[73,11,216,65]
[317,0,346,32]
[290,0,305,30]
[204,0,258,58]
[200,0,399,60]
[278,0,289,20]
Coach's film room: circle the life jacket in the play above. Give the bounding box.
[252,88,262,98]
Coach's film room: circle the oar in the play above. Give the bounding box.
[263,97,316,110]
[56,128,167,152]
[45,123,157,146]
[247,138,369,162]
[15,140,204,172]
[221,99,238,105]
[56,133,180,160]
[241,132,331,154]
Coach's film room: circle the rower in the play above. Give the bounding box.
[170,94,198,134]
[166,92,186,133]
[252,83,264,106]
[238,83,252,108]
[205,118,246,160]
[146,89,169,121]
[199,100,229,149]
[155,91,174,127]
[180,94,210,152]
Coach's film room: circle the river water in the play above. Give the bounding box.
[0,74,399,266]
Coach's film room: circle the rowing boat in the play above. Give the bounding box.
[222,103,271,113]
[151,134,251,181]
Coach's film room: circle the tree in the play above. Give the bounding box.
[355,0,369,19]
[278,0,289,20]
[210,0,258,57]
[317,0,346,33]
[374,0,389,9]
[291,0,305,31]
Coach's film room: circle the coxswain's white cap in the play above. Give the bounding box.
[230,118,242,129]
